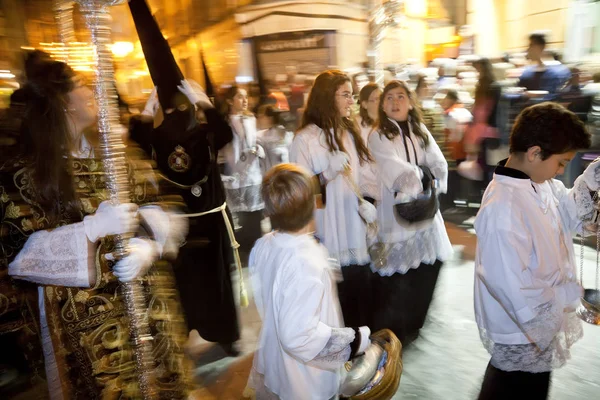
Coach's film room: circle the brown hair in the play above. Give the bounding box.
[298,70,372,163]
[261,163,315,232]
[20,52,79,221]
[473,57,496,104]
[358,82,380,128]
[377,80,430,146]
[510,102,590,159]
[257,104,281,125]
[221,85,253,117]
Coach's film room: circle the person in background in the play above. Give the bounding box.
[441,89,472,167]
[474,103,595,399]
[356,82,381,202]
[221,85,266,255]
[245,164,371,400]
[518,32,571,95]
[256,104,293,173]
[415,74,429,104]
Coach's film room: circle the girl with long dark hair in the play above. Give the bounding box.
[0,54,188,398]
[368,80,452,344]
[290,70,377,328]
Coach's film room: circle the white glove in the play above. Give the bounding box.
[556,281,584,311]
[323,151,349,181]
[138,206,188,259]
[221,174,236,183]
[110,238,159,282]
[254,144,265,159]
[582,157,600,191]
[177,79,212,109]
[358,200,377,224]
[83,201,139,242]
[141,86,159,117]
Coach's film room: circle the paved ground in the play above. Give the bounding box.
[187,221,600,399]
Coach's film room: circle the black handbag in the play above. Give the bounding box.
[393,165,439,224]
[392,129,439,224]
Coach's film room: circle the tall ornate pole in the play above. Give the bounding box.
[65,1,157,398]
[368,0,403,86]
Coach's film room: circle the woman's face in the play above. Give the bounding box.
[66,77,97,135]
[362,89,381,122]
[382,86,411,121]
[229,88,248,114]
[335,81,354,118]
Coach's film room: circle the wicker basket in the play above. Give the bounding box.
[346,329,403,400]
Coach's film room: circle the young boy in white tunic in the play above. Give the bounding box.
[474,102,600,399]
[246,164,371,400]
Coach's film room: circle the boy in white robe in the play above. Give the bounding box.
[246,164,371,400]
[474,102,600,399]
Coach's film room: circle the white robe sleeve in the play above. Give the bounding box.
[551,176,594,235]
[368,130,423,197]
[421,124,449,194]
[289,133,318,174]
[277,274,333,363]
[310,327,355,369]
[477,226,577,348]
[8,221,93,287]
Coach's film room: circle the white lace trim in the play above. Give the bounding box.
[310,327,354,369]
[393,169,422,197]
[331,248,371,268]
[225,184,264,213]
[480,301,583,373]
[9,221,91,287]
[372,224,452,275]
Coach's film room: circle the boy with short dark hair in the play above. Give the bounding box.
[246,164,371,400]
[474,102,599,399]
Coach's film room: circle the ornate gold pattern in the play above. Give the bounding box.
[1,157,191,399]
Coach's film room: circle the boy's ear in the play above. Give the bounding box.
[526,146,542,162]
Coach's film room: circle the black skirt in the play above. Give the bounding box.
[370,260,442,344]
[337,263,376,329]
[172,211,240,344]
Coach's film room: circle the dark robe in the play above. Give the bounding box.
[129,107,240,344]
[0,156,191,399]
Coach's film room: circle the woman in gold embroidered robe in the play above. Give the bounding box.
[0,53,190,399]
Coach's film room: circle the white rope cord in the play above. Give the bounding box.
[180,202,248,307]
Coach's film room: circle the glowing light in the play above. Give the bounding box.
[111,41,134,58]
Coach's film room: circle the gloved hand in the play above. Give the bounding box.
[582,157,600,191]
[221,174,236,183]
[110,238,159,282]
[138,206,188,260]
[254,144,265,159]
[83,201,139,242]
[141,86,159,117]
[358,200,377,224]
[323,151,349,181]
[177,79,212,109]
[556,281,584,311]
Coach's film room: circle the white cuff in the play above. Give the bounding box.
[357,326,371,355]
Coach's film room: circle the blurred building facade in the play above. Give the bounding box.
[467,0,600,60]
